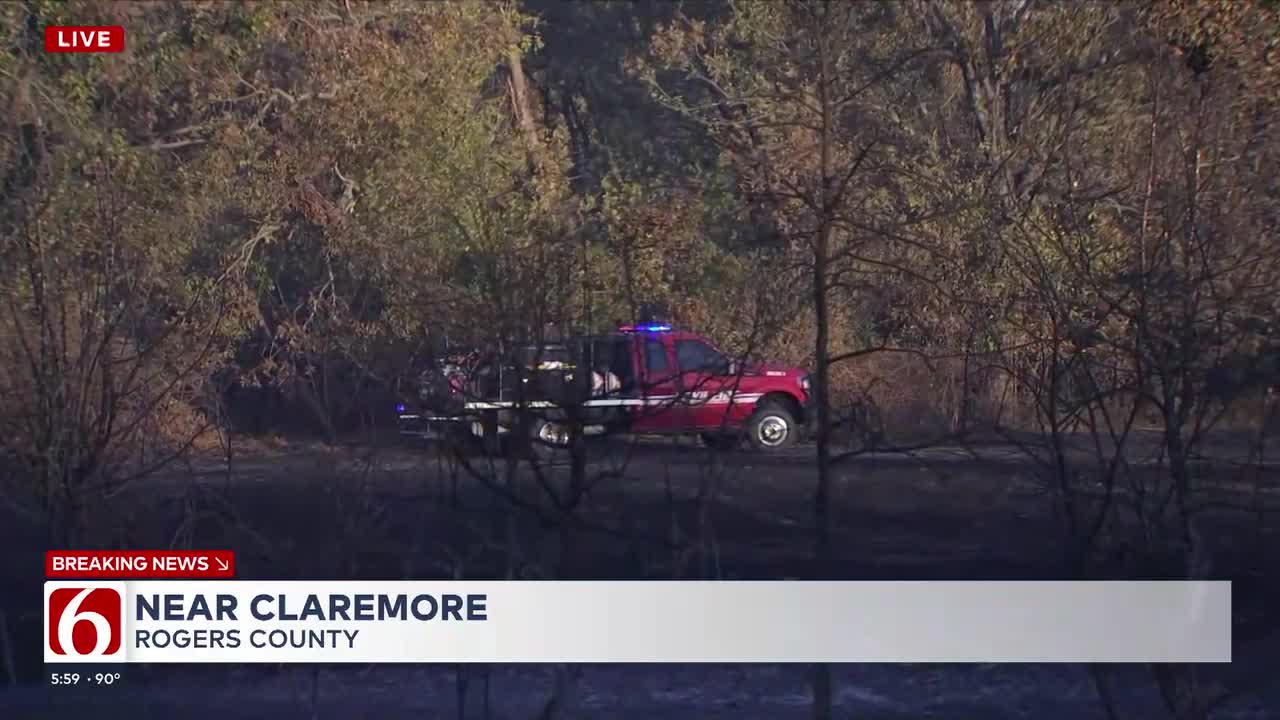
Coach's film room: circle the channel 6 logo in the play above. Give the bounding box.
[44,582,126,662]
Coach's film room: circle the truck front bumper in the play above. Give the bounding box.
[800,397,818,442]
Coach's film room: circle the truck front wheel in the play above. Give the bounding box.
[747,403,798,451]
[529,417,572,464]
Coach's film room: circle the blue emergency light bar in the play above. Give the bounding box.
[619,324,671,332]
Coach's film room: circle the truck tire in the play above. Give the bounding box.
[528,417,572,465]
[746,402,798,452]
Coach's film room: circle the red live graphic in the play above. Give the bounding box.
[46,550,236,579]
[44,26,125,53]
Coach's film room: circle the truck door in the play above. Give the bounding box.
[630,334,683,433]
[674,338,738,430]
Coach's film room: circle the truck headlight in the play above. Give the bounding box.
[800,375,811,392]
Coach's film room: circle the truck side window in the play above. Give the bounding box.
[675,340,726,372]
[644,339,670,373]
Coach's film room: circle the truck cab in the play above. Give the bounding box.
[615,324,812,450]
[398,322,812,454]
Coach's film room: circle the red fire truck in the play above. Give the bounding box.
[397,322,813,456]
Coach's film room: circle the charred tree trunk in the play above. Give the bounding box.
[810,13,836,720]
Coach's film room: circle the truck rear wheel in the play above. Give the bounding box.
[529,417,572,464]
[747,403,798,451]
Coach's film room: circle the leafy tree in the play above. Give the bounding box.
[0,0,256,541]
[641,0,955,557]
[637,2,962,715]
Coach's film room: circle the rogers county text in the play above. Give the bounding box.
[137,628,360,650]
[136,592,489,622]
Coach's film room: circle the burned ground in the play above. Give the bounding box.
[2,436,1277,718]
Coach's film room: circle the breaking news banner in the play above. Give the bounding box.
[46,550,236,579]
[45,580,1230,664]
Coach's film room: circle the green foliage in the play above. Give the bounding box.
[2,0,1277,453]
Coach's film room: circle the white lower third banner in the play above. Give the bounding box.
[45,580,1231,664]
